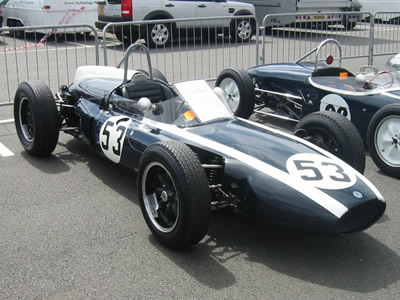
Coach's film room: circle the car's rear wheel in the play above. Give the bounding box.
[367,104,400,177]
[215,68,255,119]
[294,111,365,173]
[138,142,211,249]
[231,18,254,43]
[145,21,173,48]
[14,81,60,156]
[8,20,25,39]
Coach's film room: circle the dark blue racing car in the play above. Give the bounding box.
[216,39,400,178]
[14,44,385,249]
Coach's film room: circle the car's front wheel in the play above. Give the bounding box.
[138,142,211,249]
[367,104,400,177]
[14,81,60,156]
[294,111,365,173]
[215,68,255,119]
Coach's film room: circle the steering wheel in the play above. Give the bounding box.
[364,70,394,90]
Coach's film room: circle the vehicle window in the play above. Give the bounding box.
[143,96,201,126]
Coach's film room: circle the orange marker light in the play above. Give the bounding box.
[184,110,196,122]
[339,72,348,80]
[43,5,51,9]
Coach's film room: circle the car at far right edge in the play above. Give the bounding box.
[216,39,400,178]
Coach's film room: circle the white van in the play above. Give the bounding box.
[355,0,400,22]
[242,0,361,29]
[2,0,98,35]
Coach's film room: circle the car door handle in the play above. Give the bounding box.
[165,3,174,7]
[198,4,206,8]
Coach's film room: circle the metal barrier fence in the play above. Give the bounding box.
[0,24,99,106]
[1,12,400,107]
[260,12,374,65]
[102,16,259,83]
[370,12,400,65]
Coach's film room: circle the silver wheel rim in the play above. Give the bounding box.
[237,20,251,40]
[375,115,400,167]
[219,78,240,113]
[151,24,169,46]
[142,162,179,233]
[19,97,34,142]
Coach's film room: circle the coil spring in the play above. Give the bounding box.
[207,155,223,185]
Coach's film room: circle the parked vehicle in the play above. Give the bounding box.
[95,0,256,46]
[240,0,361,29]
[356,0,400,23]
[216,39,400,177]
[2,0,98,37]
[13,43,385,249]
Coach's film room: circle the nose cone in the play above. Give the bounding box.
[337,199,386,235]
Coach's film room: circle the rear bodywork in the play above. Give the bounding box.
[248,62,400,143]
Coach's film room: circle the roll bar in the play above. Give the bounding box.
[294,39,342,72]
[117,43,153,84]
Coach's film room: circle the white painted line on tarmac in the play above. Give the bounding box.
[0,119,14,125]
[0,44,96,55]
[66,41,89,47]
[0,142,14,157]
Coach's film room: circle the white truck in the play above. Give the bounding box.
[355,0,400,23]
[2,0,98,36]
[241,0,361,29]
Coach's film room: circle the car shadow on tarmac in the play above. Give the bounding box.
[28,136,399,293]
[151,208,400,293]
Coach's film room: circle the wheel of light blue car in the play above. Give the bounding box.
[215,68,255,119]
[294,111,365,174]
[368,104,400,177]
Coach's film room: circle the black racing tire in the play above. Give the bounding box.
[137,68,168,84]
[138,141,211,249]
[230,17,254,43]
[294,111,365,173]
[14,81,60,157]
[144,21,173,48]
[215,68,255,119]
[367,104,400,177]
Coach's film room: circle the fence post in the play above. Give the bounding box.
[368,13,375,66]
[255,18,260,66]
[102,25,109,66]
[260,15,270,65]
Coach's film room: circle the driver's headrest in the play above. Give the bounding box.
[131,72,149,83]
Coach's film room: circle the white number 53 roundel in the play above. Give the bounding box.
[99,116,131,163]
[286,153,357,190]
